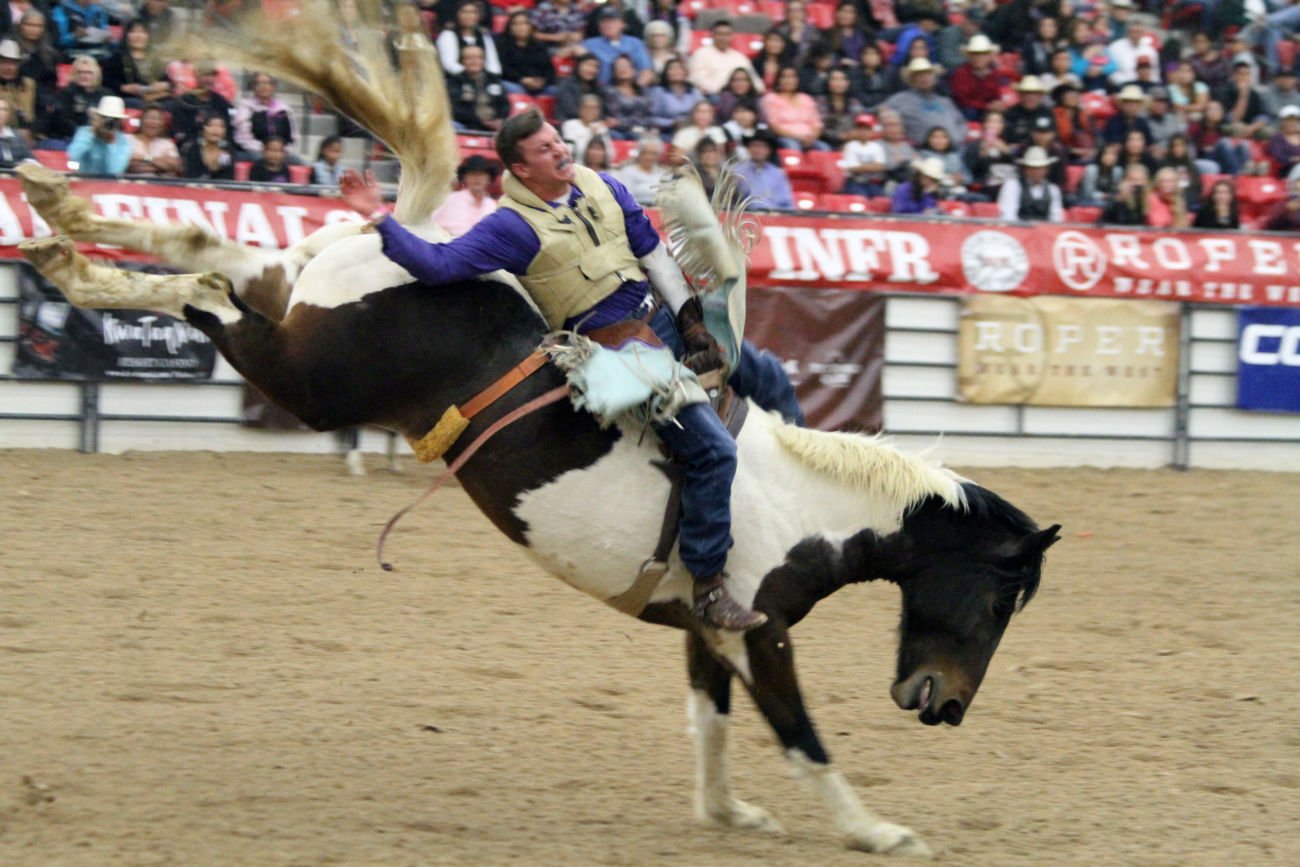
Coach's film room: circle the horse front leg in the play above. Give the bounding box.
[738,623,933,857]
[685,631,783,834]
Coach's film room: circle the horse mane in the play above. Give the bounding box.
[176,0,457,225]
[958,483,1039,537]
[772,424,967,514]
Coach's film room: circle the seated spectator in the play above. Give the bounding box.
[582,136,610,171]
[688,18,760,96]
[843,109,915,197]
[102,21,171,109]
[1052,80,1098,164]
[1023,16,1064,77]
[722,104,762,153]
[0,40,36,137]
[1159,134,1203,212]
[734,128,793,210]
[949,33,1008,122]
[1190,33,1231,96]
[775,0,822,66]
[181,114,234,180]
[919,125,969,195]
[693,136,724,201]
[1263,177,1300,231]
[1039,49,1077,95]
[497,11,555,97]
[1103,85,1154,146]
[1264,69,1300,119]
[388,1,434,59]
[1147,167,1192,228]
[437,0,503,77]
[1121,128,1160,177]
[1099,162,1149,225]
[1079,141,1126,205]
[249,136,290,183]
[0,96,34,167]
[884,58,964,148]
[649,58,701,136]
[1026,115,1070,190]
[15,11,60,112]
[234,72,299,160]
[642,0,690,57]
[1215,60,1267,139]
[50,0,112,58]
[963,108,1017,199]
[1078,52,1115,94]
[997,146,1064,222]
[604,54,653,141]
[670,99,728,157]
[554,53,602,123]
[125,104,179,176]
[311,135,343,187]
[447,45,509,133]
[817,68,865,150]
[137,0,177,46]
[171,59,233,151]
[1267,105,1300,178]
[1193,179,1240,230]
[1145,87,1187,161]
[530,0,587,61]
[1005,76,1053,146]
[713,68,762,124]
[852,43,892,109]
[643,20,679,76]
[42,55,109,146]
[611,135,667,206]
[1167,61,1210,120]
[752,28,792,93]
[432,154,499,237]
[561,93,613,162]
[890,157,945,215]
[823,1,873,67]
[761,65,827,152]
[584,7,653,88]
[890,8,943,69]
[1106,20,1149,87]
[68,95,132,176]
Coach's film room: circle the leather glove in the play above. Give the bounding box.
[675,296,726,377]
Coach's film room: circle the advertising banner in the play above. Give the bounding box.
[2,178,1299,307]
[746,285,883,431]
[957,295,1180,407]
[13,263,216,381]
[1236,307,1300,413]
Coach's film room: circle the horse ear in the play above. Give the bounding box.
[1034,525,1063,553]
[1000,525,1061,566]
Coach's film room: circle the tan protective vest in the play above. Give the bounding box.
[498,164,647,329]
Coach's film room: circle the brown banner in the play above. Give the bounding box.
[746,286,884,431]
[957,295,1179,407]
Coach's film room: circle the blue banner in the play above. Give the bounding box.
[1237,307,1300,414]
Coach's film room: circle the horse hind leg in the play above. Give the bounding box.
[685,632,783,834]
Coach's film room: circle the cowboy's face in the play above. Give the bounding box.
[970,51,992,71]
[1025,164,1048,183]
[747,139,771,164]
[1021,90,1043,108]
[912,70,935,92]
[513,123,575,187]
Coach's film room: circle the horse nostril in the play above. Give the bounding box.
[941,698,965,726]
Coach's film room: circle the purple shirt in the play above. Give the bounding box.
[375,173,660,330]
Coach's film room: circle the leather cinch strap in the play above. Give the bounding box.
[459,349,549,420]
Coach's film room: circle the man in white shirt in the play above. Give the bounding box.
[997,147,1064,222]
[688,18,763,96]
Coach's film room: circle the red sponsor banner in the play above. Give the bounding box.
[3,178,1299,307]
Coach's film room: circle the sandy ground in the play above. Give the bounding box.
[0,450,1296,866]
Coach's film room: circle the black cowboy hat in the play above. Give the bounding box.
[457,154,501,181]
[742,127,780,163]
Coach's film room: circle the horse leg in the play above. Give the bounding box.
[685,632,783,833]
[738,623,934,857]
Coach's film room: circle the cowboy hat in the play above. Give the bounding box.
[963,34,997,54]
[0,39,22,61]
[1017,146,1056,167]
[915,156,946,181]
[903,57,935,81]
[93,95,127,120]
[1117,84,1148,102]
[1015,75,1048,93]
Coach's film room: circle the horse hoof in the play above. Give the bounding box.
[845,822,933,858]
[17,162,69,209]
[344,450,366,476]
[19,236,75,272]
[699,799,784,834]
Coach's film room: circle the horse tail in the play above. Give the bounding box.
[175,0,457,225]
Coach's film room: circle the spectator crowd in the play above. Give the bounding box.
[7,0,1300,232]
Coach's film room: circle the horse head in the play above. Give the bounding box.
[882,486,1060,727]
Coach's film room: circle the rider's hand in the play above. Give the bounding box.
[676,296,726,376]
[340,169,383,216]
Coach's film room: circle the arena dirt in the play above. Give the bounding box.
[1,450,1296,866]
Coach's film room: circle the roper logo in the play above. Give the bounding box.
[1053,230,1108,292]
[960,230,1029,293]
[1239,324,1300,366]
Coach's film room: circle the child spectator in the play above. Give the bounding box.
[68,95,132,176]
[843,109,915,197]
[249,136,290,182]
[311,135,343,187]
[432,154,500,237]
[125,104,180,176]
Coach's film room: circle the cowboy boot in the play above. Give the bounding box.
[692,573,767,632]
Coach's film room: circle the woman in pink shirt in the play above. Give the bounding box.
[759,64,828,151]
[432,154,500,237]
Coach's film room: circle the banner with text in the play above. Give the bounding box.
[1236,307,1300,414]
[957,295,1179,407]
[2,178,1299,307]
[13,263,216,380]
[746,286,883,431]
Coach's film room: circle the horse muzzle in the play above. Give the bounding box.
[890,670,967,727]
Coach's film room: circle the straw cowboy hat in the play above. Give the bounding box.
[915,156,947,181]
[1117,84,1148,102]
[0,39,22,61]
[903,57,936,81]
[93,95,127,120]
[963,34,998,55]
[1017,146,1056,167]
[1015,75,1048,93]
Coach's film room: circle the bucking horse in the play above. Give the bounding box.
[15,4,1060,857]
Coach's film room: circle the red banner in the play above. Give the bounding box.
[3,177,1299,307]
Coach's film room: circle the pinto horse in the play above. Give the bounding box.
[17,6,1060,857]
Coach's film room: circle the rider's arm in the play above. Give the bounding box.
[600,172,693,313]
[372,210,539,284]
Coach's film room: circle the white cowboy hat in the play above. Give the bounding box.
[963,34,998,54]
[1015,75,1048,93]
[915,156,947,181]
[93,95,127,119]
[1109,0,1134,8]
[903,57,936,80]
[1018,146,1056,167]
[0,39,22,61]
[1117,84,1148,102]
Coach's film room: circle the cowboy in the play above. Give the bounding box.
[67,94,131,177]
[883,57,964,146]
[1004,76,1053,146]
[1102,84,1153,145]
[734,128,794,210]
[340,109,805,632]
[948,34,1007,121]
[997,145,1064,223]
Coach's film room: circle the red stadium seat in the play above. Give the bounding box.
[534,94,557,122]
[1236,175,1286,208]
[682,0,707,18]
[806,2,835,28]
[508,94,538,116]
[805,150,845,193]
[234,161,252,181]
[458,134,493,150]
[288,164,312,184]
[689,31,714,53]
[123,107,143,133]
[552,54,574,78]
[1066,164,1085,194]
[761,1,786,22]
[940,200,972,217]
[739,36,764,58]
[866,196,892,213]
[610,138,636,163]
[1067,205,1101,223]
[56,63,72,89]
[1079,92,1117,123]
[778,148,806,170]
[1200,173,1229,196]
[32,149,71,171]
[970,202,1002,218]
[1280,40,1298,74]
[819,193,872,213]
[795,192,819,210]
